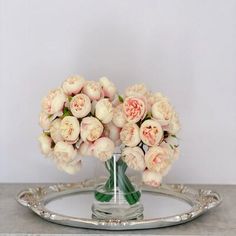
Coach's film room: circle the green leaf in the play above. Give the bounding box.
[61,107,72,118]
[171,134,177,138]
[118,95,124,103]
[68,96,73,102]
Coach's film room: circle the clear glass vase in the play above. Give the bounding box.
[91,153,144,220]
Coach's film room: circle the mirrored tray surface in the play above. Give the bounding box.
[17,178,221,230]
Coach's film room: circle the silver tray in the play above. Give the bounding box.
[16,178,222,230]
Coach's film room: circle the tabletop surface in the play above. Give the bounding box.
[0,183,235,236]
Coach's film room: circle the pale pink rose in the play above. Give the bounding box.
[95,98,113,124]
[151,100,174,126]
[41,88,67,115]
[50,119,64,143]
[70,94,91,118]
[123,96,146,123]
[80,117,103,142]
[53,141,77,163]
[104,122,121,145]
[62,75,85,95]
[60,116,80,142]
[57,159,82,174]
[125,84,149,97]
[39,112,51,131]
[112,104,126,128]
[145,146,171,175]
[78,141,94,157]
[38,133,52,156]
[82,81,102,100]
[122,147,145,171]
[93,137,115,161]
[142,170,162,187]
[140,119,163,146]
[164,112,180,135]
[120,123,140,147]
[99,77,117,100]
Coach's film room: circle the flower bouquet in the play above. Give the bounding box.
[38,76,180,219]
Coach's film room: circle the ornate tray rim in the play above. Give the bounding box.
[16,178,222,230]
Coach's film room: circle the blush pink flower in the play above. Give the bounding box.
[140,119,163,146]
[120,123,140,147]
[41,88,67,115]
[80,117,103,142]
[82,81,102,100]
[70,94,91,118]
[123,96,146,123]
[62,75,85,95]
[99,77,117,101]
[142,170,162,187]
[112,104,126,128]
[104,122,121,145]
[93,137,115,161]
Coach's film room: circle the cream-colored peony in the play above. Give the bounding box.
[53,141,77,163]
[39,112,51,131]
[145,146,171,175]
[104,122,121,145]
[41,88,67,115]
[95,98,113,124]
[99,77,117,101]
[112,104,126,128]
[123,96,146,123]
[78,141,94,157]
[147,92,168,107]
[80,117,103,142]
[70,94,91,118]
[142,170,162,187]
[93,137,115,161]
[50,119,64,143]
[38,133,52,156]
[120,123,140,147]
[60,116,80,143]
[57,159,82,174]
[122,147,145,171]
[82,80,102,100]
[151,100,174,126]
[140,119,163,146]
[125,84,149,97]
[165,112,180,135]
[62,75,85,95]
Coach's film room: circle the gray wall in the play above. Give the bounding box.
[0,0,236,183]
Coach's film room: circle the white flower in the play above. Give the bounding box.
[123,96,146,123]
[78,141,94,157]
[125,84,149,97]
[140,119,163,146]
[39,112,51,131]
[142,170,162,187]
[99,77,117,100]
[62,75,85,95]
[41,88,67,115]
[95,98,113,124]
[82,80,102,100]
[38,133,52,156]
[57,159,82,174]
[70,94,91,118]
[112,104,126,128]
[145,146,171,175]
[93,137,115,161]
[122,147,145,171]
[53,141,77,163]
[151,100,174,126]
[120,123,140,147]
[80,117,103,142]
[50,119,64,143]
[60,116,80,142]
[104,122,121,145]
